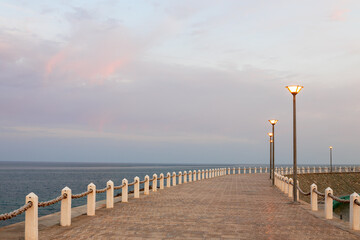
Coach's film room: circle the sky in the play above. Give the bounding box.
[0,0,360,165]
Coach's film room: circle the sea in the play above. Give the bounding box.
[0,161,266,227]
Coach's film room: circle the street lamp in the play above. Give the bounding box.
[268,132,273,180]
[285,85,303,203]
[268,119,278,186]
[329,146,333,173]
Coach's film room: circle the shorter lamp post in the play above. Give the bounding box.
[268,119,278,186]
[268,132,273,179]
[329,146,333,173]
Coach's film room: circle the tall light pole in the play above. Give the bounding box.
[329,146,333,172]
[285,85,303,203]
[268,132,273,179]
[268,119,278,186]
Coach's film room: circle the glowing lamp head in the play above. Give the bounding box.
[285,85,303,95]
[268,132,273,137]
[268,119,278,125]
[329,146,333,149]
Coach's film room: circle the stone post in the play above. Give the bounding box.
[183,171,187,183]
[319,167,322,173]
[313,166,316,173]
[152,174,157,191]
[60,187,71,226]
[255,167,257,173]
[350,192,360,230]
[134,177,140,198]
[284,177,288,194]
[166,173,171,187]
[122,178,128,202]
[202,169,205,179]
[144,175,150,195]
[87,183,96,216]
[339,166,342,172]
[188,171,192,182]
[172,172,176,186]
[198,170,201,180]
[178,172,182,185]
[260,167,262,173]
[307,167,310,173]
[106,180,114,208]
[281,177,286,192]
[288,178,293,198]
[193,170,197,181]
[310,184,318,211]
[25,192,38,240]
[325,187,333,219]
[159,173,164,189]
[296,180,300,201]
[265,167,267,173]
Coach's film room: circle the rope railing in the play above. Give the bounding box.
[327,193,350,203]
[38,193,68,207]
[354,199,360,206]
[297,185,311,196]
[139,179,147,184]
[313,189,325,197]
[128,180,138,187]
[72,189,93,199]
[96,187,108,194]
[0,202,33,221]
[114,184,125,190]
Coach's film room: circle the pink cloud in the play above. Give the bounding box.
[330,9,349,21]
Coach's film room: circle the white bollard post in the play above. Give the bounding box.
[198,170,201,180]
[319,167,322,173]
[188,171,192,182]
[313,167,316,173]
[172,172,177,186]
[249,167,251,174]
[122,178,128,202]
[339,166,342,172]
[284,177,288,194]
[25,192,38,240]
[296,180,300,201]
[144,175,150,195]
[310,184,318,211]
[87,183,96,216]
[255,167,257,173]
[350,193,360,230]
[60,187,71,226]
[178,172,182,185]
[193,170,197,181]
[152,174,157,191]
[166,173,171,187]
[159,173,164,189]
[260,167,262,173]
[134,177,140,198]
[106,180,114,208]
[238,167,241,174]
[183,171,187,183]
[288,178,293,198]
[265,167,267,173]
[281,177,285,192]
[202,169,205,179]
[325,187,333,219]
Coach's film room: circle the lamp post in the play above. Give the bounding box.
[329,146,333,173]
[268,119,278,186]
[268,132,273,179]
[285,85,303,203]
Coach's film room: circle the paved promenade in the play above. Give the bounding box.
[28,174,360,239]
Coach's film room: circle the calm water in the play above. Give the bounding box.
[0,161,267,227]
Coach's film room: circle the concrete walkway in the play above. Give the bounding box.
[7,174,360,239]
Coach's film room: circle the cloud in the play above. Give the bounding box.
[330,9,349,21]
[3,126,253,144]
